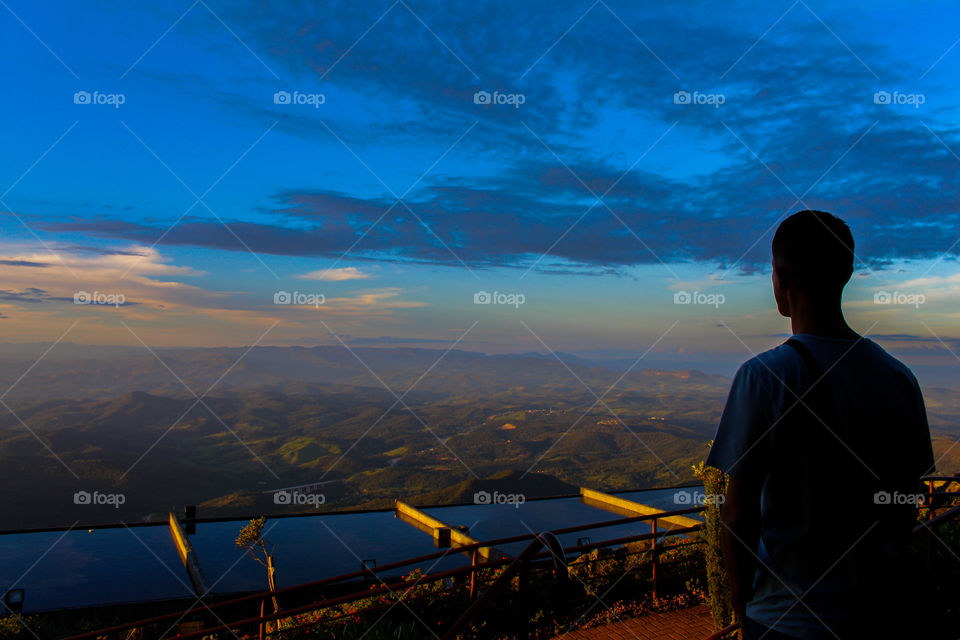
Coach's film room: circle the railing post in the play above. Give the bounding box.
[469,548,479,600]
[259,598,265,640]
[650,518,659,599]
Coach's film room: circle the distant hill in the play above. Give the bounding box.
[0,344,732,401]
[411,470,579,505]
[0,344,954,531]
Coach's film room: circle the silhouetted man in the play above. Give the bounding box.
[707,210,934,639]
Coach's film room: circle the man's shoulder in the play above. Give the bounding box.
[735,341,796,382]
[736,336,920,391]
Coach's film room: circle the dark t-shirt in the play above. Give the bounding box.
[707,334,934,639]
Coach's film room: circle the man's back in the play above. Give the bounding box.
[708,333,933,638]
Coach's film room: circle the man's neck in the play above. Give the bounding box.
[790,313,860,340]
[789,296,860,339]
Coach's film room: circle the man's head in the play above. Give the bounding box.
[771,210,854,317]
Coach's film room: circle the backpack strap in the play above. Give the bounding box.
[782,337,837,431]
[783,338,825,382]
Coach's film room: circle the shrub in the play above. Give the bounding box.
[691,457,733,630]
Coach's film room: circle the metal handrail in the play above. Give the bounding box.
[65,507,705,640]
[702,622,741,639]
[914,501,960,535]
[440,521,702,640]
[66,477,960,640]
[72,504,706,639]
[141,527,703,640]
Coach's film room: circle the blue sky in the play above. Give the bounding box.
[2,0,960,378]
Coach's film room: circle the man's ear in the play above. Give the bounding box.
[773,264,789,290]
[772,264,791,318]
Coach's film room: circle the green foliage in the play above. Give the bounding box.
[340,620,427,640]
[568,536,704,600]
[0,615,39,640]
[236,516,267,551]
[691,455,733,630]
[236,516,279,614]
[0,613,107,639]
[252,569,471,640]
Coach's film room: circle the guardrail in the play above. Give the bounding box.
[65,505,706,640]
[63,475,960,640]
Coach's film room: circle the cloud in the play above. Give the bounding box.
[345,335,483,345]
[32,133,960,276]
[324,288,427,312]
[298,267,371,281]
[0,259,48,267]
[9,1,960,276]
[0,247,205,313]
[0,288,73,304]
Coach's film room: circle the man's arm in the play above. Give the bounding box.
[720,475,761,627]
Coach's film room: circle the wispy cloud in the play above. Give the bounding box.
[298,267,371,281]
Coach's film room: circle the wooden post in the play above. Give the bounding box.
[469,548,479,600]
[650,518,658,599]
[259,598,265,640]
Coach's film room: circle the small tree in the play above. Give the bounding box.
[236,517,279,614]
[692,450,733,630]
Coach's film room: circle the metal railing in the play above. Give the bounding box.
[62,475,960,640]
[65,506,706,640]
